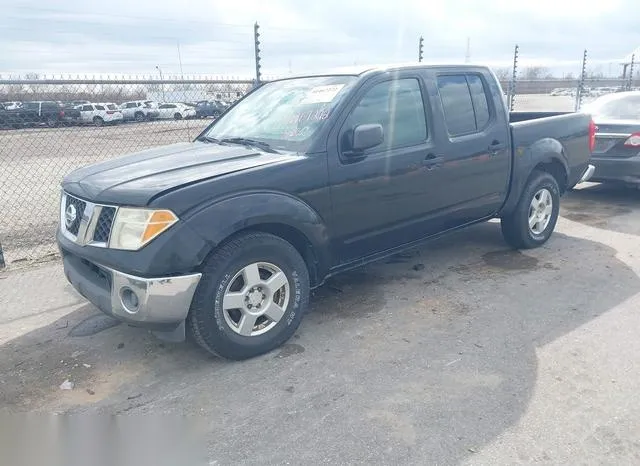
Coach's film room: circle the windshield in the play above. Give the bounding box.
[583,93,640,121]
[203,75,357,152]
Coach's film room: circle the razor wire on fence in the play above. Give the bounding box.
[0,77,253,266]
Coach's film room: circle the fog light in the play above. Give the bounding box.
[120,287,140,313]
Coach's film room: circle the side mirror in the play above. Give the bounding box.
[351,124,384,152]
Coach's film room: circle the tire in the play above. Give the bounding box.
[93,116,104,127]
[46,117,58,128]
[212,111,221,119]
[174,112,183,120]
[187,232,310,360]
[501,170,560,249]
[134,112,145,122]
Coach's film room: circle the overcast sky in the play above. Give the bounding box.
[2,0,639,78]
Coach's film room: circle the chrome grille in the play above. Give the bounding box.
[60,192,117,247]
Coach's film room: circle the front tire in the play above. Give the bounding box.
[501,170,560,249]
[187,232,310,360]
[174,112,183,120]
[93,116,104,127]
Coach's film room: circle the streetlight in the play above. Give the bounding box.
[156,65,165,101]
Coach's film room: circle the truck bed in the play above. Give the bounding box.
[508,111,592,192]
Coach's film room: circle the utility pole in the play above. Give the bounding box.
[155,65,165,101]
[254,22,262,86]
[465,37,471,63]
[418,36,424,62]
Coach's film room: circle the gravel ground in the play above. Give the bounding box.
[0,94,585,266]
[1,182,639,465]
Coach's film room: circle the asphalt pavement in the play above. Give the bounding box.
[1,182,639,465]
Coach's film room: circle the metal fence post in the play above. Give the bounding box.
[0,239,5,269]
[418,36,424,62]
[253,22,262,87]
[575,49,587,111]
[628,54,635,91]
[507,44,519,111]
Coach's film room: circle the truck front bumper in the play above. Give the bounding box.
[62,251,201,331]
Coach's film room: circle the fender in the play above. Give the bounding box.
[499,138,568,216]
[184,191,332,282]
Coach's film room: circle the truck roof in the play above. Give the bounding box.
[289,62,490,79]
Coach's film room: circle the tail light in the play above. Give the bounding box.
[106,111,115,115]
[588,119,596,152]
[623,132,640,147]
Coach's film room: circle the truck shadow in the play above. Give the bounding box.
[0,221,638,465]
[562,183,640,235]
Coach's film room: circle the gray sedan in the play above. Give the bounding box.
[583,91,640,186]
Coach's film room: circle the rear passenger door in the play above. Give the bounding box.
[433,71,510,226]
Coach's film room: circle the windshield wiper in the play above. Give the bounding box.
[196,135,223,144]
[219,137,279,153]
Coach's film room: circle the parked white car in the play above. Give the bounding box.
[2,101,22,110]
[119,100,160,122]
[76,103,124,126]
[156,103,196,120]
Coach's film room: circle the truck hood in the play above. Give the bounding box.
[62,142,299,205]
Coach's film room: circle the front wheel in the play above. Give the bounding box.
[501,170,560,249]
[187,232,310,360]
[174,112,183,120]
[93,116,104,127]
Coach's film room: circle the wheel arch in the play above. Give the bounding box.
[184,192,332,287]
[499,139,569,216]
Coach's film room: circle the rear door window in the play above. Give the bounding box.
[95,105,105,111]
[437,75,476,136]
[467,75,491,129]
[81,105,93,112]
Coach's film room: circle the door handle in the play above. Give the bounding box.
[488,140,505,155]
[422,153,444,169]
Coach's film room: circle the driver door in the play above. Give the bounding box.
[327,73,445,263]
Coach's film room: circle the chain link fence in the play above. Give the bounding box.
[1,45,639,268]
[0,77,253,266]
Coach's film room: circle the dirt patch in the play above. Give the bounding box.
[311,269,387,319]
[482,250,539,271]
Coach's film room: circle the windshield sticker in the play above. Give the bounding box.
[301,85,345,104]
[287,106,331,124]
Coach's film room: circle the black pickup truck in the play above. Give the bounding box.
[2,101,66,127]
[58,64,594,360]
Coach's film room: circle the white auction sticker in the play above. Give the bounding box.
[301,84,345,104]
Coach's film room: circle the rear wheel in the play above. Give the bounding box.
[134,112,145,122]
[187,232,310,360]
[46,116,58,128]
[501,170,560,249]
[93,116,104,127]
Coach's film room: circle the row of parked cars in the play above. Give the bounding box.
[550,86,640,98]
[0,99,231,128]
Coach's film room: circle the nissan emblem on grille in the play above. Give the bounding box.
[65,204,77,228]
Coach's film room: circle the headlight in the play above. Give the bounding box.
[109,208,178,250]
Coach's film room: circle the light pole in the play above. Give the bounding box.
[156,65,165,101]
